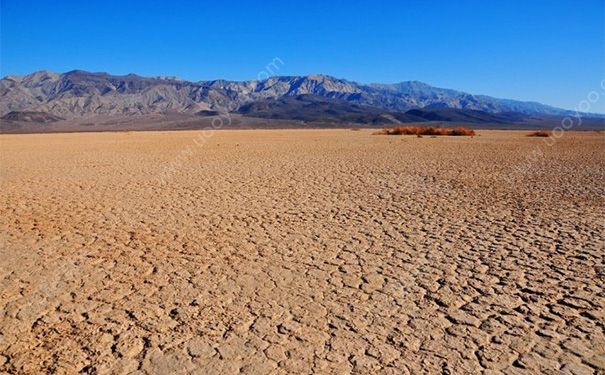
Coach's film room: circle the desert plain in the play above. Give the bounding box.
[0,129,604,374]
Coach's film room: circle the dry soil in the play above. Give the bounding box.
[0,130,604,374]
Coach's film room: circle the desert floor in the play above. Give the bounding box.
[0,129,604,374]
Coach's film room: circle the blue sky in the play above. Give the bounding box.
[1,0,604,112]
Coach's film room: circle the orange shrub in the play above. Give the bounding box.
[527,130,551,137]
[378,126,475,136]
[446,127,476,136]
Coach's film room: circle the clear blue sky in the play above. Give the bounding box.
[1,0,604,112]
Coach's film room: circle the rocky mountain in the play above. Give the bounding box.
[235,94,417,124]
[1,111,64,123]
[0,70,581,119]
[236,94,530,125]
[403,108,528,123]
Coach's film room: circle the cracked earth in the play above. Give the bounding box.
[0,129,604,374]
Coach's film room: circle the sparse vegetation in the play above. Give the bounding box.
[377,126,476,136]
[446,127,477,136]
[527,130,552,137]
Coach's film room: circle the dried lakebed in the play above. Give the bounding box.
[0,129,604,374]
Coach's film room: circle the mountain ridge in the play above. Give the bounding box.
[3,70,596,121]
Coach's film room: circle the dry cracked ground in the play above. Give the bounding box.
[0,129,604,374]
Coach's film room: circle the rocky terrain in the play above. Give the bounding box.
[1,130,604,374]
[0,70,585,119]
[0,111,64,123]
[234,95,533,125]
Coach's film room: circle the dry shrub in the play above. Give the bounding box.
[527,130,551,137]
[378,126,475,136]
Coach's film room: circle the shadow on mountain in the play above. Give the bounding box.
[1,111,65,123]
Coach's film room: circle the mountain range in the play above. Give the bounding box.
[1,70,603,132]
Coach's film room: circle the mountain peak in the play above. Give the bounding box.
[24,70,59,79]
[304,74,336,81]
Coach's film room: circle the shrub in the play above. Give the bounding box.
[377,126,475,136]
[527,130,551,137]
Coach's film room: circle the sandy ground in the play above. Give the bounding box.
[0,129,604,374]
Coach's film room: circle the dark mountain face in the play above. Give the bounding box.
[404,108,526,124]
[1,111,64,123]
[236,94,421,124]
[235,96,543,125]
[1,70,583,120]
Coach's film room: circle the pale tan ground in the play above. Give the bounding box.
[0,129,604,374]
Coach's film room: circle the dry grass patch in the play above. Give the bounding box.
[527,130,552,137]
[377,126,476,136]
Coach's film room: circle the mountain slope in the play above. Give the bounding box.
[235,95,532,125]
[1,111,64,123]
[404,108,527,123]
[0,70,592,119]
[236,94,423,124]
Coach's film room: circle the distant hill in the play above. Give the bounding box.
[235,95,539,125]
[236,96,601,128]
[403,108,526,124]
[236,95,422,124]
[1,111,64,123]
[2,70,598,119]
